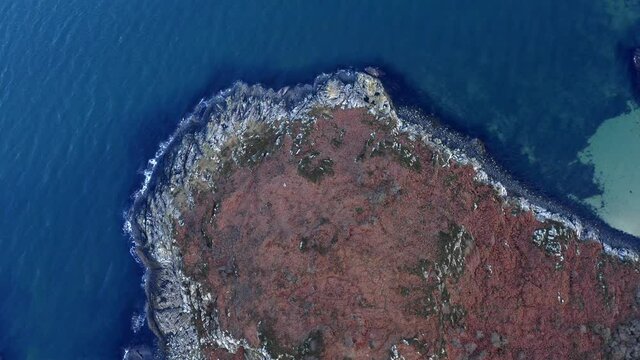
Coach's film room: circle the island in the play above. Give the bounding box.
[127,71,640,359]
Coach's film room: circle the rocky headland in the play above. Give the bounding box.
[127,71,640,359]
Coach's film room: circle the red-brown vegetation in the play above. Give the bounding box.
[174,108,640,359]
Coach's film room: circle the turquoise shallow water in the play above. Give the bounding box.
[1,0,639,358]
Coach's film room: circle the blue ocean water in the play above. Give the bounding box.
[1,0,639,358]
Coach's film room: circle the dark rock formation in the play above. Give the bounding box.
[127,71,640,359]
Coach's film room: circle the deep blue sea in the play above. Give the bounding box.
[1,1,640,358]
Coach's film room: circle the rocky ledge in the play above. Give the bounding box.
[127,71,640,359]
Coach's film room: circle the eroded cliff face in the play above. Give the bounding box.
[129,72,640,359]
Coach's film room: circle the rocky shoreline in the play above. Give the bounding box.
[126,71,640,359]
[126,71,393,358]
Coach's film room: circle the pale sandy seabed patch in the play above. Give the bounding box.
[579,102,640,237]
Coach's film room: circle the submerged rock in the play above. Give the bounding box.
[122,345,155,360]
[633,48,640,81]
[128,71,640,359]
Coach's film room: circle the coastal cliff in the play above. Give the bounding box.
[127,71,640,359]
